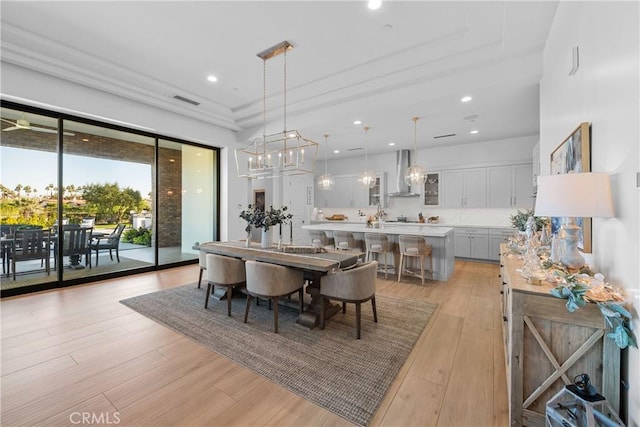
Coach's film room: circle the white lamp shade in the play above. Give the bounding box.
[534,172,614,218]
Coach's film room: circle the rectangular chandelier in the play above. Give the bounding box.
[235,130,318,179]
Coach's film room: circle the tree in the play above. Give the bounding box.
[45,183,54,198]
[82,182,144,224]
[24,185,32,198]
[14,184,23,198]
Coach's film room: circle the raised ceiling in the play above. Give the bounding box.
[0,1,558,157]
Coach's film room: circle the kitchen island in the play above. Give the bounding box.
[302,223,454,281]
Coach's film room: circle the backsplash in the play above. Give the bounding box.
[314,197,519,227]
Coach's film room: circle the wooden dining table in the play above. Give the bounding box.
[195,241,363,329]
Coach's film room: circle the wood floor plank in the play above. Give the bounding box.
[379,376,446,427]
[33,393,119,427]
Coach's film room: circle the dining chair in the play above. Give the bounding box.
[90,223,126,266]
[398,235,433,286]
[205,254,246,316]
[10,228,51,280]
[243,260,304,333]
[59,225,93,269]
[197,250,207,288]
[319,261,378,339]
[364,233,393,279]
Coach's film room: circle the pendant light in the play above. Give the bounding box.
[317,134,335,191]
[358,126,376,189]
[404,116,427,187]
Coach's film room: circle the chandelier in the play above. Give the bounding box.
[235,41,318,179]
[358,126,376,189]
[404,116,427,186]
[317,134,335,191]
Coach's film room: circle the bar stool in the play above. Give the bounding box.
[364,232,393,279]
[397,234,433,286]
[332,230,361,251]
[308,229,334,249]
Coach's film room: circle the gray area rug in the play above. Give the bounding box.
[120,284,437,426]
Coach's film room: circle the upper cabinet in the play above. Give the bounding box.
[314,173,385,208]
[423,172,440,207]
[442,168,487,208]
[486,164,533,208]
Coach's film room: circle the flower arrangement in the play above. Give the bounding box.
[239,204,292,232]
[510,208,548,232]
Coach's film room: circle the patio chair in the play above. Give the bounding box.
[58,224,93,269]
[90,224,126,266]
[10,228,51,280]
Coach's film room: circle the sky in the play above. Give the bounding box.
[1,146,152,197]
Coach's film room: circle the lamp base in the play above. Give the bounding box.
[559,219,585,270]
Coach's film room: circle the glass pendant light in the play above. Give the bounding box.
[358,126,376,189]
[404,116,427,187]
[317,134,335,191]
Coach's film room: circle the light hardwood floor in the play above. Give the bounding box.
[1,260,508,427]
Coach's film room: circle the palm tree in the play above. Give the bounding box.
[46,183,54,198]
[24,185,32,198]
[14,184,23,198]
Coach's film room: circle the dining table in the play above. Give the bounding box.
[195,240,363,329]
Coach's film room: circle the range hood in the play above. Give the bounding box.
[388,150,420,197]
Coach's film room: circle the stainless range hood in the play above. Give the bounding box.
[388,150,420,197]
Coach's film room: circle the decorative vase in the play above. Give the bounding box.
[245,231,251,248]
[261,228,272,248]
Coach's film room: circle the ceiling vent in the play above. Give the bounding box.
[433,133,456,139]
[173,95,200,106]
[347,147,363,151]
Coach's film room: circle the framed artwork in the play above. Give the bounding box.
[253,189,265,211]
[550,122,592,252]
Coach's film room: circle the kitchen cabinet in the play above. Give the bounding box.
[454,227,489,259]
[422,172,440,206]
[442,168,486,208]
[500,246,620,426]
[486,164,533,208]
[488,227,515,261]
[314,173,384,208]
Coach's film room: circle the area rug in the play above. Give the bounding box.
[120,284,437,426]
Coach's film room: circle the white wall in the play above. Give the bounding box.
[1,62,247,242]
[540,1,639,422]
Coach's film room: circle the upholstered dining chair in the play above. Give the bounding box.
[398,235,433,286]
[243,260,304,333]
[204,254,246,316]
[319,261,378,339]
[364,233,393,279]
[308,229,334,249]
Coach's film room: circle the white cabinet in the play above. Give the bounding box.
[487,164,533,208]
[422,172,440,206]
[442,168,487,208]
[454,227,489,259]
[488,228,515,261]
[314,173,385,208]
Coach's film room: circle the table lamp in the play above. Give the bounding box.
[534,172,614,269]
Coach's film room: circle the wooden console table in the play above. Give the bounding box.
[499,244,620,426]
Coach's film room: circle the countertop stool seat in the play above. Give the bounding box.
[332,230,362,252]
[398,234,433,286]
[364,233,393,279]
[205,254,246,316]
[308,229,334,250]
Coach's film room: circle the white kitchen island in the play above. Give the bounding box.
[302,223,455,281]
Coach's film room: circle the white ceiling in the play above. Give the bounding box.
[0,1,558,158]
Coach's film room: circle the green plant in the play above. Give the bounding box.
[547,266,637,349]
[239,205,292,232]
[122,227,152,246]
[510,208,548,232]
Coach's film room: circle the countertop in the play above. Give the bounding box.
[303,223,454,237]
[310,219,514,230]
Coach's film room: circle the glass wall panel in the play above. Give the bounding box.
[157,139,217,265]
[0,107,59,292]
[61,120,155,280]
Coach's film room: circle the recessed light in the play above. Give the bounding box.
[288,133,296,138]
[82,138,89,142]
[383,24,393,31]
[461,96,472,103]
[368,0,382,10]
[353,120,362,125]
[388,142,395,146]
[470,130,479,134]
[207,75,218,83]
[333,150,340,154]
